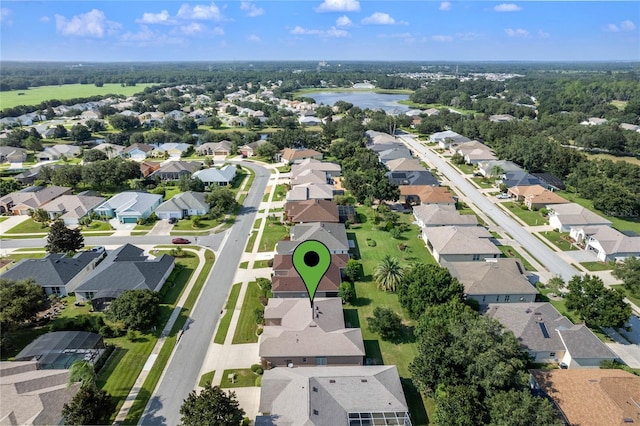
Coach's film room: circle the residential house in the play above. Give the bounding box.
[489,114,515,122]
[94,191,162,223]
[531,172,566,191]
[284,199,340,224]
[286,183,334,201]
[487,303,617,367]
[421,225,501,263]
[196,141,233,156]
[580,117,608,126]
[280,148,323,164]
[0,146,27,163]
[40,194,106,225]
[155,191,209,220]
[192,164,236,186]
[149,160,202,181]
[93,142,125,159]
[14,164,63,185]
[276,222,349,255]
[259,298,365,368]
[291,158,342,179]
[367,142,406,154]
[36,144,81,161]
[13,331,105,369]
[152,143,192,159]
[256,365,410,426]
[477,160,523,178]
[365,130,397,145]
[413,204,478,227]
[450,140,498,165]
[238,140,267,157]
[446,258,538,305]
[74,243,175,307]
[0,186,71,215]
[384,157,426,173]
[507,185,568,210]
[122,143,154,161]
[290,169,328,186]
[299,116,322,127]
[429,130,471,149]
[1,251,104,297]
[387,170,439,187]
[0,361,81,425]
[620,123,640,132]
[399,186,455,206]
[570,225,640,262]
[377,147,413,164]
[424,108,441,116]
[530,369,640,425]
[140,161,161,178]
[547,203,612,232]
[272,253,348,298]
[500,170,542,188]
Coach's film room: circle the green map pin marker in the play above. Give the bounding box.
[293,239,331,307]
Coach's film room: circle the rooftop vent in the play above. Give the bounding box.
[361,379,368,383]
[329,379,336,384]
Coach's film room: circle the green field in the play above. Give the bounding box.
[232,281,263,344]
[0,84,155,110]
[502,202,548,226]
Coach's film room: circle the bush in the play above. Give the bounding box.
[50,315,106,334]
[366,239,377,247]
[367,307,403,342]
[390,228,402,239]
[250,364,261,373]
[255,376,262,387]
[253,308,264,325]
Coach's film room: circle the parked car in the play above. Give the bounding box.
[168,217,178,224]
[496,193,510,199]
[172,237,190,244]
[90,246,105,254]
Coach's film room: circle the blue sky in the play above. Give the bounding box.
[0,1,638,62]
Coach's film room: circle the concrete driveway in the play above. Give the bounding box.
[607,343,640,368]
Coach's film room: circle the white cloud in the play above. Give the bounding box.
[494,3,522,12]
[361,12,405,25]
[136,10,172,24]
[180,22,204,34]
[505,28,530,37]
[538,30,550,38]
[120,26,185,46]
[456,32,481,41]
[212,26,224,35]
[439,2,451,11]
[247,34,261,42]
[607,20,636,32]
[40,16,51,23]
[55,9,121,38]
[290,25,349,37]
[336,15,352,27]
[241,2,264,17]
[177,3,222,20]
[0,8,11,24]
[431,35,453,42]
[378,32,413,39]
[316,0,360,13]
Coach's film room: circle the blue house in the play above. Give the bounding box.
[94,191,162,223]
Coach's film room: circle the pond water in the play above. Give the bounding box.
[309,91,410,115]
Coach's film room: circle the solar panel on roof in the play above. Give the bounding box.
[539,322,550,338]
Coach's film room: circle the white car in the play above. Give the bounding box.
[496,193,510,199]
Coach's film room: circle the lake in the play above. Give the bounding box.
[309,91,410,115]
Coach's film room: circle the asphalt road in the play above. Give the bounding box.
[139,161,269,426]
[398,133,581,282]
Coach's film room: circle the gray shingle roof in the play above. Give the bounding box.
[2,252,102,287]
[445,258,537,297]
[276,223,348,254]
[557,324,617,359]
[155,191,208,213]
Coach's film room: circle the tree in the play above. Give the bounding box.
[255,142,279,162]
[612,256,640,298]
[0,179,22,197]
[53,124,68,138]
[83,149,108,162]
[397,263,464,320]
[206,187,238,219]
[69,123,92,142]
[179,384,245,426]
[109,114,140,131]
[344,259,361,282]
[338,282,355,304]
[61,385,112,425]
[68,360,97,389]
[373,255,403,292]
[546,276,565,297]
[367,307,403,341]
[25,136,43,152]
[0,278,44,331]
[433,385,485,426]
[45,219,84,253]
[486,389,563,426]
[565,275,631,328]
[31,207,50,224]
[106,289,160,331]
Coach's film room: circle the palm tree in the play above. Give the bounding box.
[68,360,96,389]
[373,255,403,292]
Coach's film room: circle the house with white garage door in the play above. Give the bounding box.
[155,191,209,220]
[94,191,162,223]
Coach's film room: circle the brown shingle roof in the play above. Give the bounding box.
[284,199,339,223]
[399,186,455,204]
[272,254,347,294]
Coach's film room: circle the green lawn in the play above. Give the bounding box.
[239,261,249,269]
[611,285,640,310]
[276,165,291,173]
[163,186,181,201]
[245,231,257,252]
[133,221,157,231]
[559,191,640,234]
[454,163,476,174]
[232,281,263,344]
[537,288,578,323]
[1,83,155,109]
[580,261,615,271]
[0,217,8,222]
[272,184,287,201]
[502,202,547,226]
[214,283,242,344]
[257,222,289,252]
[172,218,221,230]
[10,247,47,252]
[471,177,495,189]
[219,368,259,388]
[81,221,113,231]
[497,245,536,271]
[253,259,272,269]
[3,218,49,234]
[540,231,577,251]
[198,371,216,387]
[253,218,263,229]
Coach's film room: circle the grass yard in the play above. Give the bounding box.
[232,281,263,344]
[1,83,155,109]
[580,261,615,271]
[253,259,272,268]
[257,222,289,252]
[3,218,48,234]
[130,231,148,236]
[454,163,476,175]
[132,221,157,231]
[497,245,536,271]
[502,202,547,226]
[214,283,242,344]
[276,165,291,173]
[471,177,495,189]
[253,218,263,229]
[559,191,640,234]
[272,184,288,201]
[239,261,249,269]
[245,231,257,252]
[0,217,8,222]
[10,247,46,252]
[219,368,259,388]
[537,288,577,323]
[198,371,216,387]
[81,221,114,231]
[172,218,221,230]
[540,231,577,251]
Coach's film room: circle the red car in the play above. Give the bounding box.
[172,237,190,244]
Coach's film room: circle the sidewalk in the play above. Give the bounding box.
[114,248,207,424]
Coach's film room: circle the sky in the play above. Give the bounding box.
[0,1,638,62]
